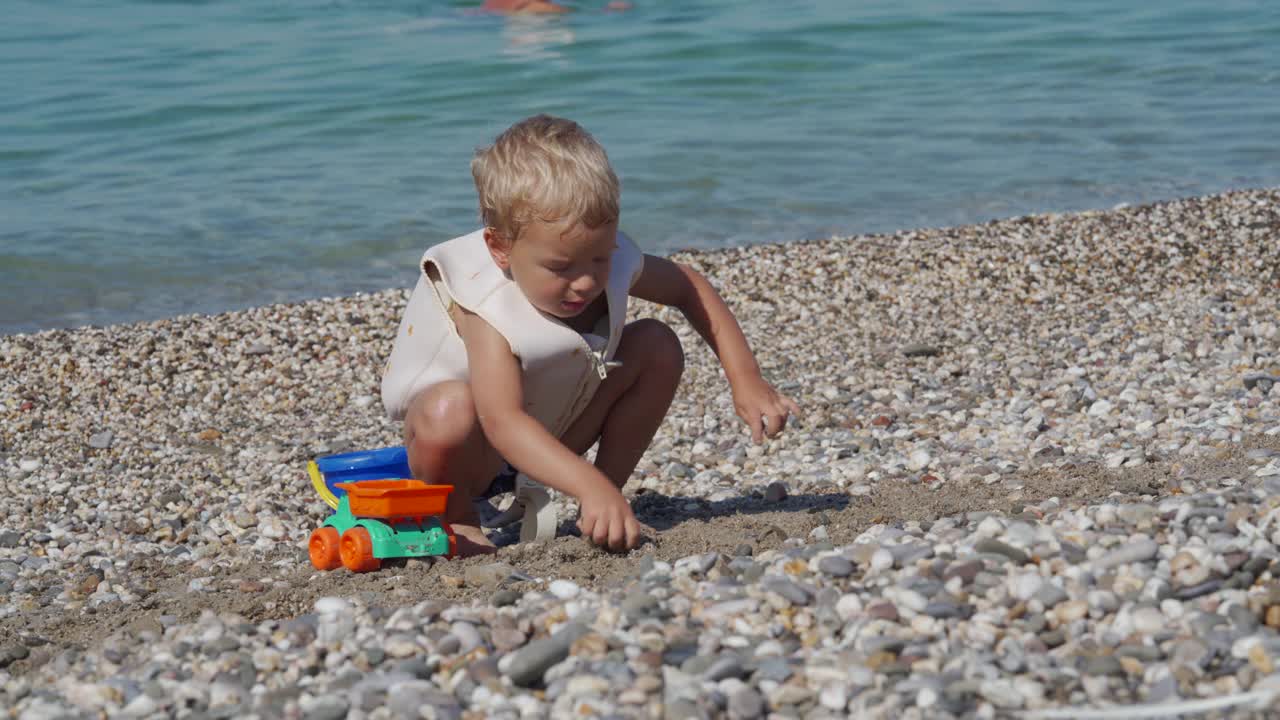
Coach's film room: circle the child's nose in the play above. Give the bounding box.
[570,273,599,295]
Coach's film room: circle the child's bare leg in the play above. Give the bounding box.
[560,319,684,488]
[403,380,505,556]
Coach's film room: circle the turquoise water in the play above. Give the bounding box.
[4,0,1278,334]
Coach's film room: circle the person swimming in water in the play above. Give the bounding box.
[482,0,568,13]
[481,0,630,13]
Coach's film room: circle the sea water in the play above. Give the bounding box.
[3,0,1278,334]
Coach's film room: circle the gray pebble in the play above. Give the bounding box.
[727,686,765,719]
[943,559,983,584]
[450,622,482,653]
[621,593,661,619]
[704,655,748,681]
[303,695,349,720]
[764,578,812,606]
[1175,579,1223,600]
[681,654,715,676]
[923,601,969,619]
[1080,655,1125,676]
[974,538,1029,565]
[491,589,520,607]
[1093,539,1158,569]
[764,482,788,503]
[503,622,589,687]
[753,657,794,683]
[1115,645,1163,662]
[0,644,30,668]
[1034,583,1070,608]
[817,555,854,577]
[902,343,942,358]
[393,658,435,680]
[88,431,114,449]
[1040,630,1066,648]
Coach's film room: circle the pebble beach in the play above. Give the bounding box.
[2,188,1280,718]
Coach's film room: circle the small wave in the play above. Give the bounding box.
[382,18,454,36]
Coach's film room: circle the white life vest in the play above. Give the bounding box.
[381,228,644,439]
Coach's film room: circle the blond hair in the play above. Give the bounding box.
[471,115,620,241]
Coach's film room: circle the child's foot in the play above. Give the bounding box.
[451,523,498,557]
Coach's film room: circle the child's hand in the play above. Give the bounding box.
[733,378,802,444]
[577,484,641,552]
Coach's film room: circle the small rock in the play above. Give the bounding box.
[465,562,515,588]
[764,482,788,503]
[88,431,114,449]
[764,578,811,606]
[902,343,941,358]
[866,600,899,622]
[450,622,483,653]
[492,628,527,652]
[492,589,521,607]
[727,686,765,720]
[975,538,1029,565]
[907,449,933,472]
[301,695,349,720]
[622,593,661,619]
[257,516,286,540]
[0,644,31,668]
[1033,583,1069,608]
[503,622,589,687]
[1057,600,1089,623]
[548,579,580,600]
[1093,539,1159,569]
[978,679,1023,709]
[704,655,747,681]
[1081,655,1124,676]
[817,555,854,578]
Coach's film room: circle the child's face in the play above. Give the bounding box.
[485,218,618,319]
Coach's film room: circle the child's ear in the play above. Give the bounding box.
[483,227,512,271]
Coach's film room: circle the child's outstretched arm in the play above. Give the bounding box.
[631,255,800,443]
[455,306,642,551]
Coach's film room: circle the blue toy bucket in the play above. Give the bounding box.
[308,446,412,510]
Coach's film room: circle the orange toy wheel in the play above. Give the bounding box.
[340,527,381,573]
[441,522,458,558]
[308,527,342,571]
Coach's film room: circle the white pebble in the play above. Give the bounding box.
[257,516,286,540]
[870,549,894,573]
[548,579,580,599]
[315,596,351,615]
[819,684,848,710]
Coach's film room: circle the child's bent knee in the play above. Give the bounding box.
[632,319,684,375]
[404,381,477,448]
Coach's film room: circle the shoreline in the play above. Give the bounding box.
[2,188,1279,717]
[6,185,1277,341]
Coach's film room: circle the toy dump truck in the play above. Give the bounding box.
[306,447,456,572]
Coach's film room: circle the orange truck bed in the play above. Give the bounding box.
[334,480,451,518]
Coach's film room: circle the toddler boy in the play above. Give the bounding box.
[382,115,798,555]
